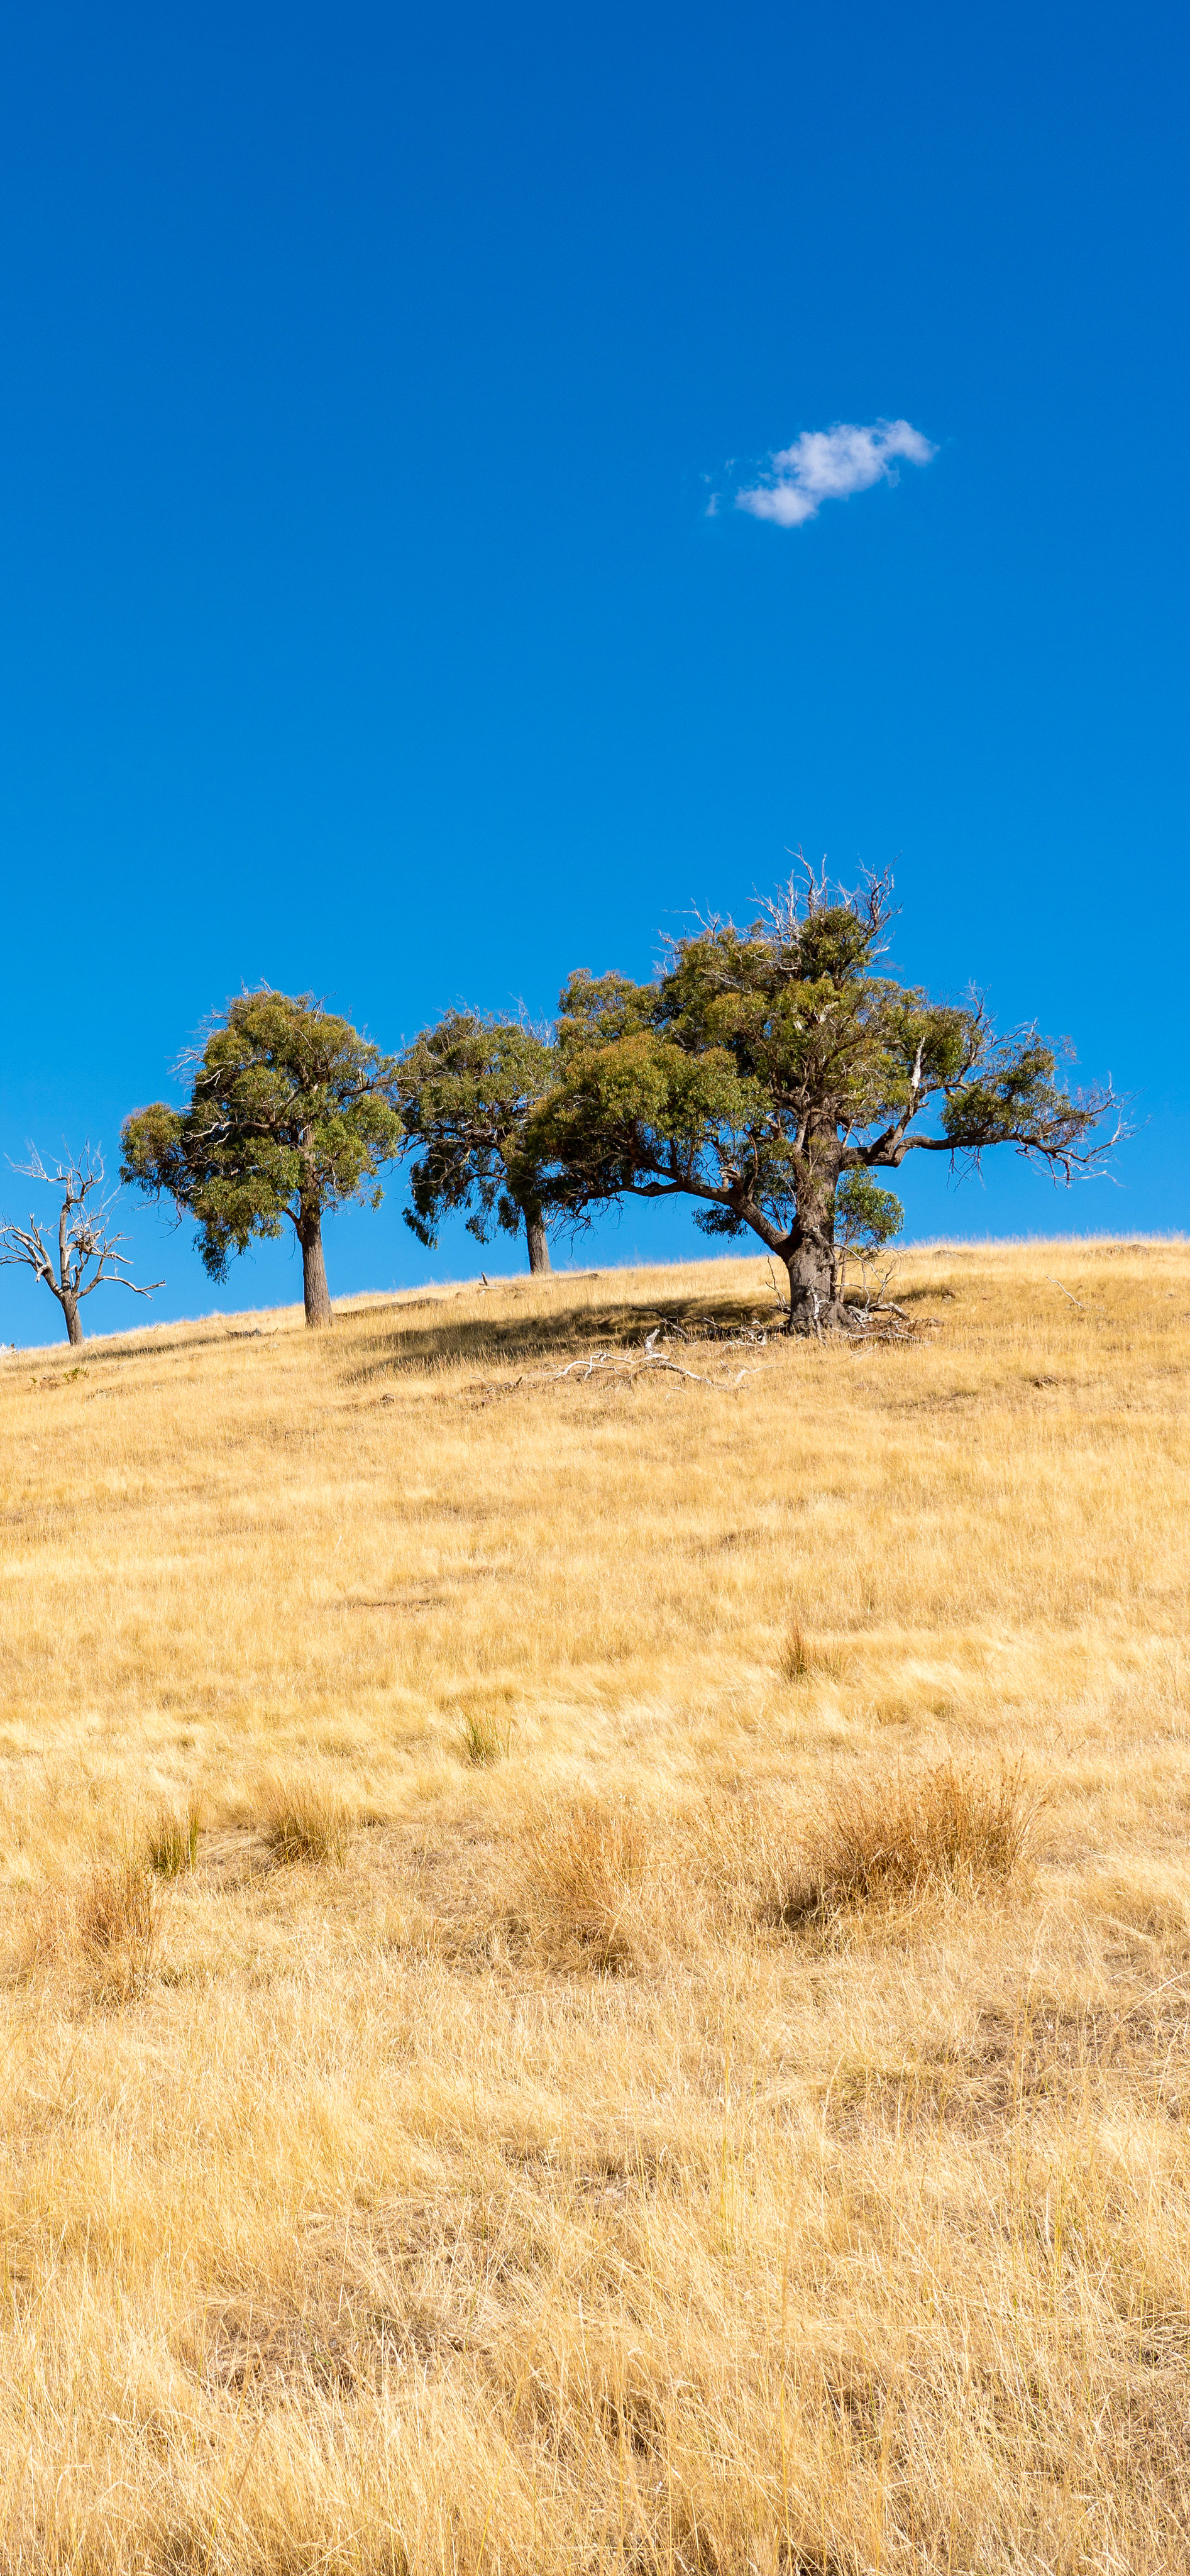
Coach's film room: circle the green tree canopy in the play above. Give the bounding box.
[519,867,1118,1333]
[834,1170,904,1297]
[395,1011,556,1274]
[121,989,402,1327]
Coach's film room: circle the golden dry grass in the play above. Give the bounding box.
[1,1236,1189,2572]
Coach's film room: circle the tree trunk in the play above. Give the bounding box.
[299,1205,334,1328]
[62,1294,84,1348]
[522,1201,551,1275]
[781,1172,849,1336]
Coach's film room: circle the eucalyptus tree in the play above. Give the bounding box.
[519,866,1118,1334]
[396,1010,556,1274]
[0,1147,162,1346]
[121,989,402,1326]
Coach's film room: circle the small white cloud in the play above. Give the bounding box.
[734,418,936,529]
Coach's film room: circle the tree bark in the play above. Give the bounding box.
[522,1201,551,1275]
[781,1167,849,1336]
[299,1204,334,1328]
[62,1294,84,1347]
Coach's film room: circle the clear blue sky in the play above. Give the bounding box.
[2,1,1187,1340]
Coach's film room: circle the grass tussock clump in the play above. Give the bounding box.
[21,1856,158,1998]
[146,1791,203,1877]
[781,1759,1032,1927]
[460,1707,506,1766]
[258,1773,351,1866]
[504,1787,790,1969]
[780,1618,853,1684]
[510,1792,668,1970]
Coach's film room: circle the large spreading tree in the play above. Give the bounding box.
[395,1010,556,1274]
[518,867,1117,1334]
[121,989,402,1326]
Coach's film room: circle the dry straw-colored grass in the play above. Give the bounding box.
[780,1758,1034,1925]
[1,1237,1189,2572]
[19,1854,159,1998]
[257,1770,352,1864]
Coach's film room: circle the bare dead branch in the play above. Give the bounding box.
[474,1331,769,1400]
[1044,1274,1108,1320]
[0,1143,163,1343]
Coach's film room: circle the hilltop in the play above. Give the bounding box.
[1,1240,1188,2572]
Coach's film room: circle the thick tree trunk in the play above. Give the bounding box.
[782,1238,846,1336]
[522,1201,551,1275]
[781,1171,849,1336]
[62,1294,84,1347]
[299,1206,334,1328]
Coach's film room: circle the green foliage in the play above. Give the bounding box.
[395,1011,555,1249]
[835,1171,904,1257]
[524,869,1115,1283]
[121,989,402,1278]
[941,1036,1084,1156]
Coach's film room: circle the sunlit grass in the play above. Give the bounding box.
[0,1237,1188,2570]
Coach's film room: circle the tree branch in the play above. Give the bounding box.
[1,1146,162,1327]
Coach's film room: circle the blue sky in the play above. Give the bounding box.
[2,0,1187,1340]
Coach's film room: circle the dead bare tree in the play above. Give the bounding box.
[0,1148,162,1346]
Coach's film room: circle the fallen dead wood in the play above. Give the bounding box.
[1044,1274,1108,1319]
[462,1291,928,1401]
[473,1343,768,1401]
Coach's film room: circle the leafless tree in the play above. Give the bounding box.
[0,1147,162,1346]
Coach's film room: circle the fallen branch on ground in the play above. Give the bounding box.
[465,1282,939,1399]
[475,1344,766,1400]
[1045,1274,1108,1319]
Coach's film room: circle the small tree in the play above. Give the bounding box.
[522,864,1119,1334]
[396,1011,556,1274]
[121,989,402,1328]
[0,1148,162,1346]
[834,1170,903,1303]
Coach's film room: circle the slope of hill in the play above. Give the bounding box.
[1,1241,1188,2573]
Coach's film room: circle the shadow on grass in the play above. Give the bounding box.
[22,1320,294,1373]
[337,1286,785,1387]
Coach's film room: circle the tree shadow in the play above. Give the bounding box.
[336,1285,782,1387]
[27,1319,290,1370]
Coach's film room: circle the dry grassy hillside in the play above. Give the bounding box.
[1,1239,1188,2574]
